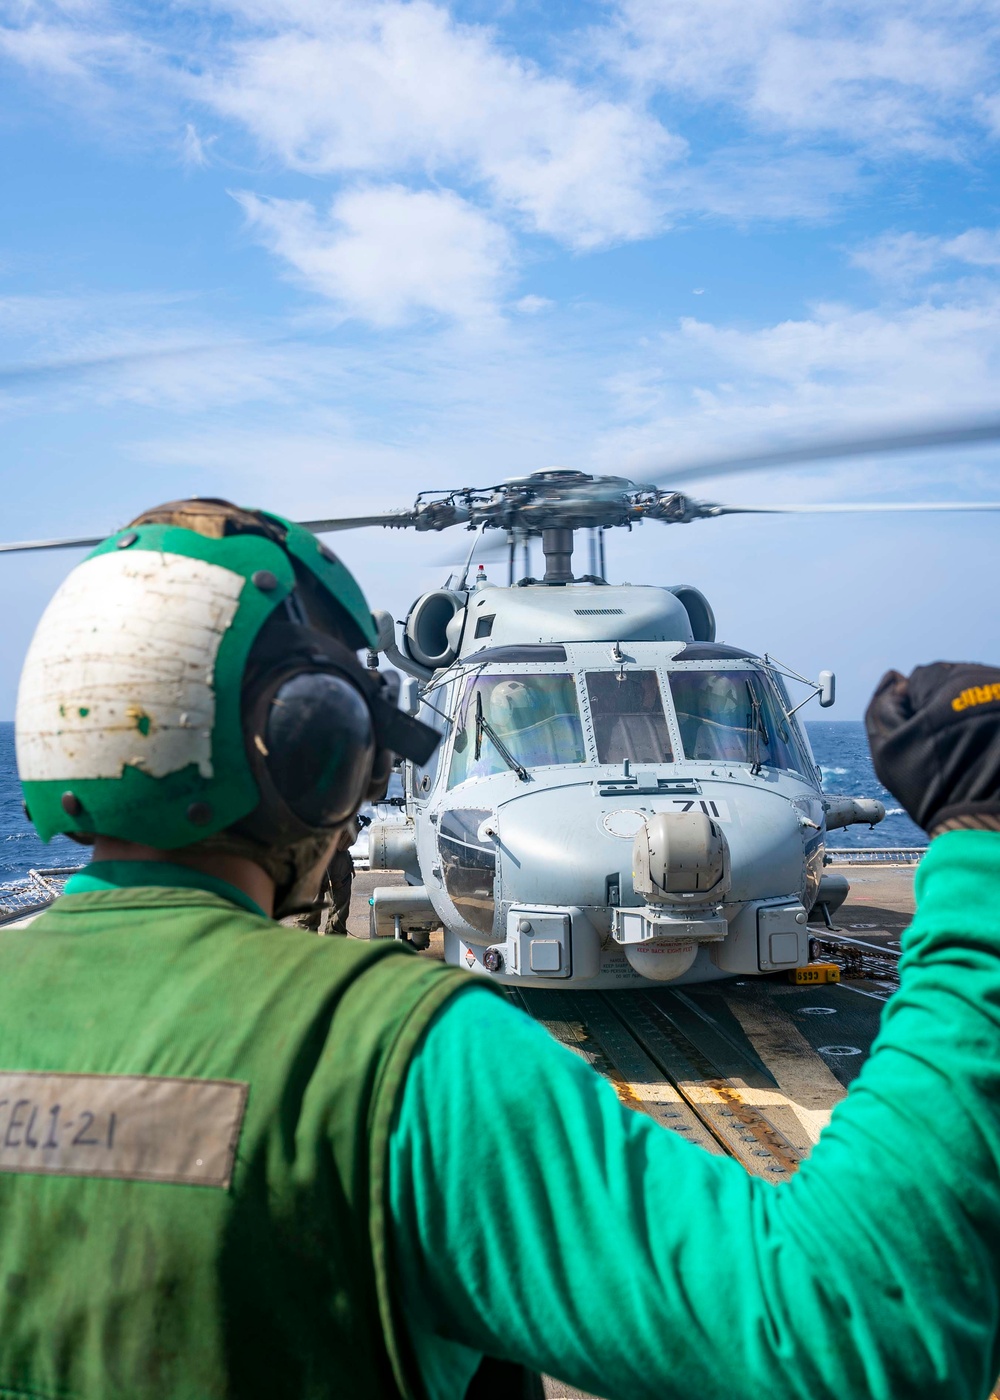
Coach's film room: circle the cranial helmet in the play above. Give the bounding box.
[490,678,541,732]
[705,674,740,715]
[16,499,438,912]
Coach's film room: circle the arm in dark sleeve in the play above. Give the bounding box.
[389,831,1000,1400]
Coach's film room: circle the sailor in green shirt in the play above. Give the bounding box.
[4,496,1000,1400]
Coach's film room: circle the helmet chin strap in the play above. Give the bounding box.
[193,828,344,919]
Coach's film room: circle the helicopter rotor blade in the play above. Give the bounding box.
[0,534,107,555]
[431,535,513,567]
[0,508,427,558]
[298,512,421,533]
[700,500,1000,517]
[650,416,1000,488]
[0,343,244,387]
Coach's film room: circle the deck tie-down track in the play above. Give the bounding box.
[513,988,812,1178]
[810,930,901,993]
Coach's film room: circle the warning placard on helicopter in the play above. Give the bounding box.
[663,798,731,821]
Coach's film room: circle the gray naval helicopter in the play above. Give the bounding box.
[300,421,1000,990]
[5,418,1000,987]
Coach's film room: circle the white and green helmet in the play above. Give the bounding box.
[16,501,380,850]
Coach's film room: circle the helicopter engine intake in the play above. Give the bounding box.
[666,586,716,644]
[403,590,466,671]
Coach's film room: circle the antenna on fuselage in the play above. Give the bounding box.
[587,528,608,582]
[506,529,534,587]
[453,523,487,590]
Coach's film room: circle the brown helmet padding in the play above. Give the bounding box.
[130,498,350,640]
[128,498,288,544]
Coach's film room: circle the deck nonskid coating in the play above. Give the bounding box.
[348,861,911,1090]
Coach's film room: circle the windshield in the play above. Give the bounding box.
[448,673,586,785]
[669,668,802,772]
[410,690,452,798]
[585,670,673,764]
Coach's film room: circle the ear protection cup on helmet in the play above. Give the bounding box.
[239,661,378,849]
[261,670,377,828]
[235,618,439,851]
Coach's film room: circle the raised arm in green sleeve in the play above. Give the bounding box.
[388,830,1000,1400]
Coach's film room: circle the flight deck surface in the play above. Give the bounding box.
[350,857,917,1400]
[349,856,911,1099]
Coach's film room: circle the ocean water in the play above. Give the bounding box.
[0,723,79,886]
[0,718,925,886]
[805,720,926,849]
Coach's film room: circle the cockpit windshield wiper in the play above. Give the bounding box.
[475,691,529,782]
[745,678,770,776]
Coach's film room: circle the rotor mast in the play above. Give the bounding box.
[541,527,575,584]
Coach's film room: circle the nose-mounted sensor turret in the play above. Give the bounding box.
[611,812,732,982]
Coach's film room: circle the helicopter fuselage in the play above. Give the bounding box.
[370,579,872,989]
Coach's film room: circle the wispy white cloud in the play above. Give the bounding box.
[199,1,677,249]
[852,227,1000,284]
[662,146,861,222]
[0,1,684,329]
[180,121,214,168]
[0,290,336,416]
[0,0,677,251]
[5,272,1000,501]
[234,185,512,325]
[614,0,1000,157]
[0,10,151,104]
[4,2,1000,456]
[5,0,1000,299]
[514,294,553,315]
[595,290,1000,488]
[673,299,1000,398]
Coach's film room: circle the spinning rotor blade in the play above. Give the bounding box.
[431,535,514,567]
[654,416,1000,488]
[0,343,239,387]
[299,512,420,533]
[0,534,106,555]
[0,510,422,556]
[704,500,1000,516]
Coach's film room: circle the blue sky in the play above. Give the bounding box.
[2,0,1000,718]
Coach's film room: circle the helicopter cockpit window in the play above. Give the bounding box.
[448,673,586,786]
[585,671,673,764]
[669,669,801,772]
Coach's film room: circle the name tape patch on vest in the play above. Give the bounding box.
[0,1071,248,1189]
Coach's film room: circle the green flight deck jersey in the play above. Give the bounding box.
[0,864,478,1399]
